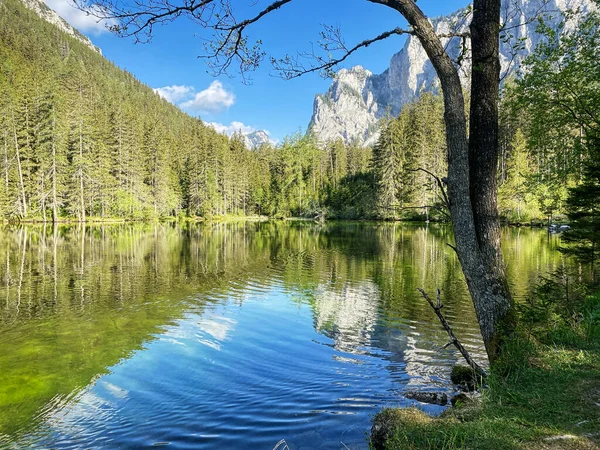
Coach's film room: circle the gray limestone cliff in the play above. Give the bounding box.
[309,0,594,147]
[243,130,271,149]
[20,0,101,53]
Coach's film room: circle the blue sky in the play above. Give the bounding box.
[47,0,470,142]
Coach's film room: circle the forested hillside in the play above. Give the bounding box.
[0,0,596,223]
[0,0,260,220]
[371,4,600,224]
[0,0,375,221]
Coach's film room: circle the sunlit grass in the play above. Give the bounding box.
[373,292,600,450]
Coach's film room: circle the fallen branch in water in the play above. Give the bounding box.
[273,439,290,450]
[417,288,487,379]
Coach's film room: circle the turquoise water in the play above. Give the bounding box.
[0,222,563,449]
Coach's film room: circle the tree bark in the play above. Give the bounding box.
[469,0,514,357]
[12,122,27,217]
[52,111,58,224]
[381,0,512,362]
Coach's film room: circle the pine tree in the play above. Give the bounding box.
[562,134,600,280]
[372,117,402,220]
[498,129,538,221]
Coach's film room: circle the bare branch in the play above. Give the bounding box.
[74,0,295,81]
[437,31,471,39]
[499,0,554,80]
[271,27,413,80]
[72,0,217,41]
[446,242,458,253]
[418,288,487,379]
[412,167,450,212]
[214,0,293,32]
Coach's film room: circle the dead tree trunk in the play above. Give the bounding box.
[51,111,58,224]
[418,288,487,378]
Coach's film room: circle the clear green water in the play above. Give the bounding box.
[0,222,563,449]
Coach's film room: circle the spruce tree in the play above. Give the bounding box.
[562,134,600,280]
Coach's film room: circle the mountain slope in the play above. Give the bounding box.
[0,0,263,220]
[20,0,101,53]
[309,0,595,147]
[242,130,270,149]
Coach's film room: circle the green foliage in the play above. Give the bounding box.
[0,0,383,227]
[501,7,600,223]
[498,130,541,222]
[373,284,600,449]
[372,94,447,221]
[517,268,589,334]
[325,172,376,219]
[561,135,600,277]
[5,0,598,225]
[0,0,265,220]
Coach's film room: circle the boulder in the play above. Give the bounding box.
[371,408,432,450]
[451,365,480,391]
[404,390,448,405]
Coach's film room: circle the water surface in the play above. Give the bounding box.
[0,222,563,449]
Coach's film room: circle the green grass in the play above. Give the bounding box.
[372,292,600,450]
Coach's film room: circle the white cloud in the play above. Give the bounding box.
[180,81,235,114]
[208,121,256,136]
[45,0,116,35]
[153,85,194,104]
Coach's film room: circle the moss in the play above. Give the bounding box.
[450,392,474,407]
[450,365,479,391]
[370,408,432,450]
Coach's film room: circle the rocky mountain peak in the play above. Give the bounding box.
[243,130,271,149]
[309,0,594,147]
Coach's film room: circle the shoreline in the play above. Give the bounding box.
[2,215,565,227]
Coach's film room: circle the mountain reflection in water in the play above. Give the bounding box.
[0,222,563,449]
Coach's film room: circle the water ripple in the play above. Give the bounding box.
[0,223,562,449]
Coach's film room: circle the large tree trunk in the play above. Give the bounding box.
[469,0,514,359]
[386,0,512,362]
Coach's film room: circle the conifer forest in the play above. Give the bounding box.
[1,0,597,223]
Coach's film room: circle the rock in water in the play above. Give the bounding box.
[404,390,448,405]
[451,365,480,392]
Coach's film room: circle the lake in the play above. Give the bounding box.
[0,222,563,449]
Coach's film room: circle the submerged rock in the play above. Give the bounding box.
[404,390,448,405]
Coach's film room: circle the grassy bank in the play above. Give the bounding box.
[372,289,600,450]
